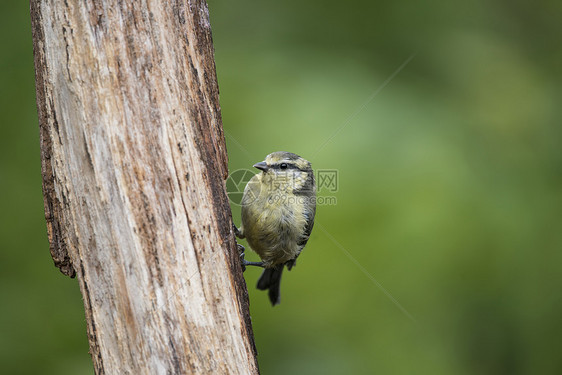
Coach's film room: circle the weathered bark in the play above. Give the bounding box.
[30,0,259,373]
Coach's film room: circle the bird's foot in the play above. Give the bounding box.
[237,243,245,254]
[238,244,264,272]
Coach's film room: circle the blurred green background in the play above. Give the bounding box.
[1,0,561,374]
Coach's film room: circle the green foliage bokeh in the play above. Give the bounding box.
[1,0,561,374]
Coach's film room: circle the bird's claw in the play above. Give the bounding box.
[237,241,265,272]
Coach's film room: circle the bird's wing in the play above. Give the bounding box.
[287,172,316,270]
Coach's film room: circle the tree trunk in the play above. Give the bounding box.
[30,1,259,373]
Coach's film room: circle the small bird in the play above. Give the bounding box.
[235,151,316,305]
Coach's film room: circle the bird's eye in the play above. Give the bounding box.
[280,163,288,170]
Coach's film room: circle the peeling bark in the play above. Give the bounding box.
[30,1,259,373]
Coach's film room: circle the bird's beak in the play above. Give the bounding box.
[253,161,269,172]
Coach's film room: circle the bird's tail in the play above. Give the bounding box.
[257,265,284,306]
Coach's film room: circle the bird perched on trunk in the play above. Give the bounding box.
[235,151,316,305]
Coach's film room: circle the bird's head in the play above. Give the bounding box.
[253,151,313,194]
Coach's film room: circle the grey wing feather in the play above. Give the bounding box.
[287,172,316,270]
[299,205,315,247]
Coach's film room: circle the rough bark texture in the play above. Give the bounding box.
[30,1,259,373]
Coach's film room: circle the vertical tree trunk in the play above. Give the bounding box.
[30,1,259,373]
